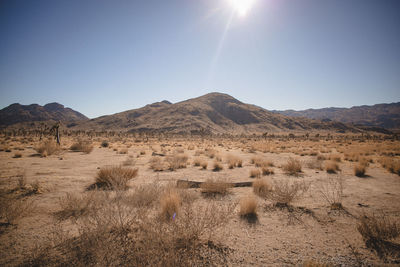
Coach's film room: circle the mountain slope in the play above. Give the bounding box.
[72,93,356,134]
[0,102,88,126]
[274,102,400,129]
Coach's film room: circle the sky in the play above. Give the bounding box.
[0,0,399,118]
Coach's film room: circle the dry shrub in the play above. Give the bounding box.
[13,152,22,158]
[354,163,367,177]
[358,213,399,242]
[249,168,261,178]
[118,148,128,154]
[325,161,340,174]
[149,156,166,171]
[205,148,217,159]
[252,179,272,198]
[303,260,332,267]
[267,180,309,205]
[101,140,109,147]
[282,158,302,176]
[128,183,162,208]
[227,155,242,169]
[357,213,400,260]
[25,189,234,267]
[200,179,230,197]
[193,157,202,166]
[70,140,94,154]
[122,157,135,166]
[166,153,188,170]
[251,156,273,167]
[212,161,223,171]
[379,157,400,176]
[94,166,138,190]
[160,189,181,220]
[306,158,323,170]
[201,161,208,170]
[0,196,33,226]
[35,139,59,157]
[328,154,342,162]
[239,196,257,217]
[317,175,344,209]
[261,167,274,175]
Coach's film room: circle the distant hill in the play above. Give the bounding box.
[70,92,358,134]
[273,102,400,130]
[0,102,88,126]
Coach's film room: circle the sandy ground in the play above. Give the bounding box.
[0,137,400,266]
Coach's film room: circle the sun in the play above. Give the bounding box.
[228,0,256,17]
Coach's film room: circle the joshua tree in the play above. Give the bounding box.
[50,121,61,145]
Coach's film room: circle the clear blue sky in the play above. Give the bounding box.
[0,0,399,118]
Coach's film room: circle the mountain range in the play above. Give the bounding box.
[0,93,398,134]
[274,102,400,130]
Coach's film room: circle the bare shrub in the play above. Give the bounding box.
[93,166,138,190]
[328,154,342,162]
[128,183,162,208]
[35,139,59,157]
[325,161,340,174]
[118,148,128,154]
[212,161,223,172]
[200,179,230,197]
[122,157,135,166]
[166,154,188,171]
[282,158,302,176]
[205,148,217,159]
[268,180,309,205]
[252,179,272,198]
[306,158,323,170]
[239,196,257,217]
[13,152,22,158]
[317,175,344,209]
[249,168,261,178]
[193,157,202,166]
[101,140,109,147]
[70,140,94,154]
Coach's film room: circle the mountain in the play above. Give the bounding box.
[274,102,400,130]
[70,92,358,134]
[0,102,88,126]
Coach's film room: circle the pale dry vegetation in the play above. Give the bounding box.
[35,139,60,157]
[92,165,138,190]
[70,139,94,153]
[282,157,302,176]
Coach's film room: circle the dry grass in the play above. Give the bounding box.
[379,157,400,176]
[239,196,257,217]
[200,178,230,196]
[166,153,188,170]
[93,165,138,190]
[252,179,272,198]
[282,158,302,176]
[149,156,166,171]
[13,152,22,158]
[358,213,400,242]
[70,140,94,154]
[25,188,233,267]
[354,163,367,177]
[325,161,340,174]
[261,167,274,175]
[303,260,333,267]
[357,213,400,260]
[0,195,33,226]
[201,160,208,170]
[251,156,273,167]
[249,168,261,178]
[227,155,242,169]
[35,139,60,157]
[160,189,181,221]
[212,161,223,171]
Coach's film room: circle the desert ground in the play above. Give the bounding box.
[0,133,399,266]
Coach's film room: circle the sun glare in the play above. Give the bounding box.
[228,0,256,17]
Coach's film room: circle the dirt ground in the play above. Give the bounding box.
[0,136,399,266]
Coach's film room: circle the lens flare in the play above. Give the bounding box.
[228,0,256,17]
